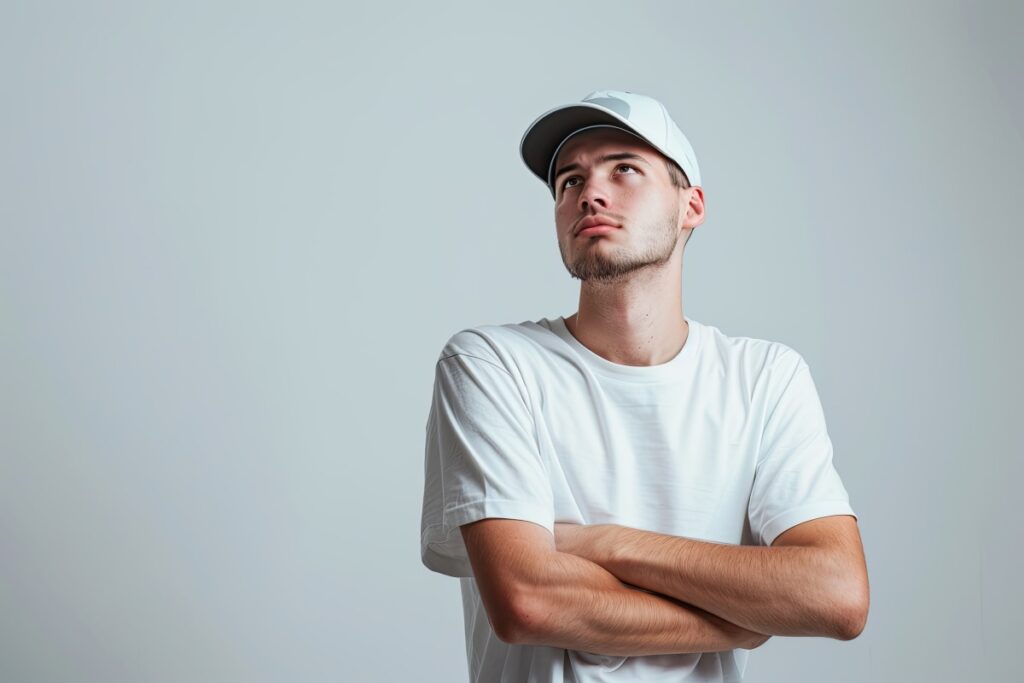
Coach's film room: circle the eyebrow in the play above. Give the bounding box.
[553,152,652,185]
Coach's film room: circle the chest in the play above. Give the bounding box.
[531,372,760,539]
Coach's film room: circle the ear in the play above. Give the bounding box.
[679,185,705,231]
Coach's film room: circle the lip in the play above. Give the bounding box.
[575,216,621,236]
[577,225,618,237]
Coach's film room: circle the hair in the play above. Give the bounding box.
[664,158,696,247]
[664,158,691,189]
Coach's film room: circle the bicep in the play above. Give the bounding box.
[460,517,557,642]
[748,353,857,546]
[420,347,555,578]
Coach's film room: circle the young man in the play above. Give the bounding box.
[420,90,869,682]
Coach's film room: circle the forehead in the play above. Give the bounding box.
[554,127,659,167]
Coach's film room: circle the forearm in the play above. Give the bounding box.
[511,549,769,656]
[590,526,851,638]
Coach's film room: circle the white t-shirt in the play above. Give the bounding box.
[420,315,857,682]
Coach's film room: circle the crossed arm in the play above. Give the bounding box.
[460,514,869,656]
[554,514,870,640]
[460,517,772,657]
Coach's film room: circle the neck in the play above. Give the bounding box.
[565,263,689,367]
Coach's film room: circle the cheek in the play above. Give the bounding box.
[554,206,574,232]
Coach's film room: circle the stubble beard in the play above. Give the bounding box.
[560,207,681,284]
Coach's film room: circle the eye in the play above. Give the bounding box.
[560,164,639,192]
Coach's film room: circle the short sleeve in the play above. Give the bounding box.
[420,339,554,578]
[748,352,857,547]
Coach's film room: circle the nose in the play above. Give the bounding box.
[578,177,609,213]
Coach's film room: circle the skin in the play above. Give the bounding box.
[552,516,869,640]
[460,516,772,656]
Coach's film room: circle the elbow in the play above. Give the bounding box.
[834,604,868,641]
[831,606,867,641]
[831,582,870,641]
[496,589,552,645]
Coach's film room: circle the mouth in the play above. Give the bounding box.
[576,224,618,237]
[575,216,622,236]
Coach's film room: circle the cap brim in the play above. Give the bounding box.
[519,102,646,190]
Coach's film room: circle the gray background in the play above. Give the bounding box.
[1,1,1020,681]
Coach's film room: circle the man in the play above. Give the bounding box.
[420,89,869,682]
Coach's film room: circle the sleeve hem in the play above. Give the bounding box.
[760,501,858,547]
[421,499,554,578]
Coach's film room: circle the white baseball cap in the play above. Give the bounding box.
[519,89,702,197]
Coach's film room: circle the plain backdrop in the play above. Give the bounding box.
[1,1,1021,681]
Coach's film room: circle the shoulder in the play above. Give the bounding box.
[437,318,560,370]
[696,319,806,380]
